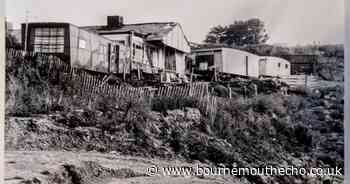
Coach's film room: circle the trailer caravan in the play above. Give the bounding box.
[259,56,291,77]
[191,46,260,78]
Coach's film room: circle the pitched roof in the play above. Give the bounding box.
[81,22,178,40]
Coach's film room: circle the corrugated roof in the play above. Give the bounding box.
[81,22,178,40]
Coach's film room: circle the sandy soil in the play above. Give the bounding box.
[5,151,240,184]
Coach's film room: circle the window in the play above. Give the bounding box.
[285,64,288,69]
[117,40,125,45]
[132,43,143,62]
[165,47,176,71]
[34,27,65,53]
[278,63,281,67]
[146,47,154,66]
[195,55,214,70]
[79,39,86,49]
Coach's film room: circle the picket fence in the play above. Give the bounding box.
[6,48,213,100]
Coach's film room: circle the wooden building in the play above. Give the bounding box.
[259,56,291,77]
[21,22,121,74]
[82,16,191,82]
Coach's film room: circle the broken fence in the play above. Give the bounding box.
[6,49,212,99]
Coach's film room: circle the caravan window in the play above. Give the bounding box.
[78,39,86,49]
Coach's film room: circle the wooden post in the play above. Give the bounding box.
[190,67,193,84]
[126,31,134,82]
[160,71,163,83]
[305,75,308,89]
[253,84,258,97]
[123,61,126,81]
[189,83,193,97]
[228,86,232,99]
[214,67,217,82]
[137,64,141,80]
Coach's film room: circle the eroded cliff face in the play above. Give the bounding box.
[5,85,344,184]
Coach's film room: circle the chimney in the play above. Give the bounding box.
[107,16,124,28]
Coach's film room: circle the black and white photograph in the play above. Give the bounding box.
[3,0,345,183]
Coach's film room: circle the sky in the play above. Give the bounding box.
[5,0,344,46]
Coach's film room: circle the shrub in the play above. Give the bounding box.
[250,94,286,116]
[284,95,305,114]
[6,73,52,116]
[151,96,200,113]
[211,84,229,97]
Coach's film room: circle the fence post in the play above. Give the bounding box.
[137,64,141,80]
[190,67,193,83]
[123,61,126,81]
[253,84,258,97]
[305,75,308,89]
[228,85,232,99]
[189,84,193,97]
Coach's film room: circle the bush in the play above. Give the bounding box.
[211,84,229,97]
[285,95,305,114]
[250,94,286,116]
[6,74,52,116]
[151,96,200,113]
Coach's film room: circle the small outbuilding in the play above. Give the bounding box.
[21,22,118,74]
[259,56,291,77]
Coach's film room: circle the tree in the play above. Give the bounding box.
[6,33,21,49]
[204,18,269,47]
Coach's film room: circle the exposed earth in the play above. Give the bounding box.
[5,151,239,184]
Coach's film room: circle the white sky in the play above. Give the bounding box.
[5,0,344,46]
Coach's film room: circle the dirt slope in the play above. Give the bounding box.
[5,151,239,184]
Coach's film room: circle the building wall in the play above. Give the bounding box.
[259,56,291,77]
[175,51,185,75]
[221,48,260,78]
[102,33,132,74]
[103,33,167,71]
[100,25,190,77]
[70,25,112,73]
[163,24,190,53]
